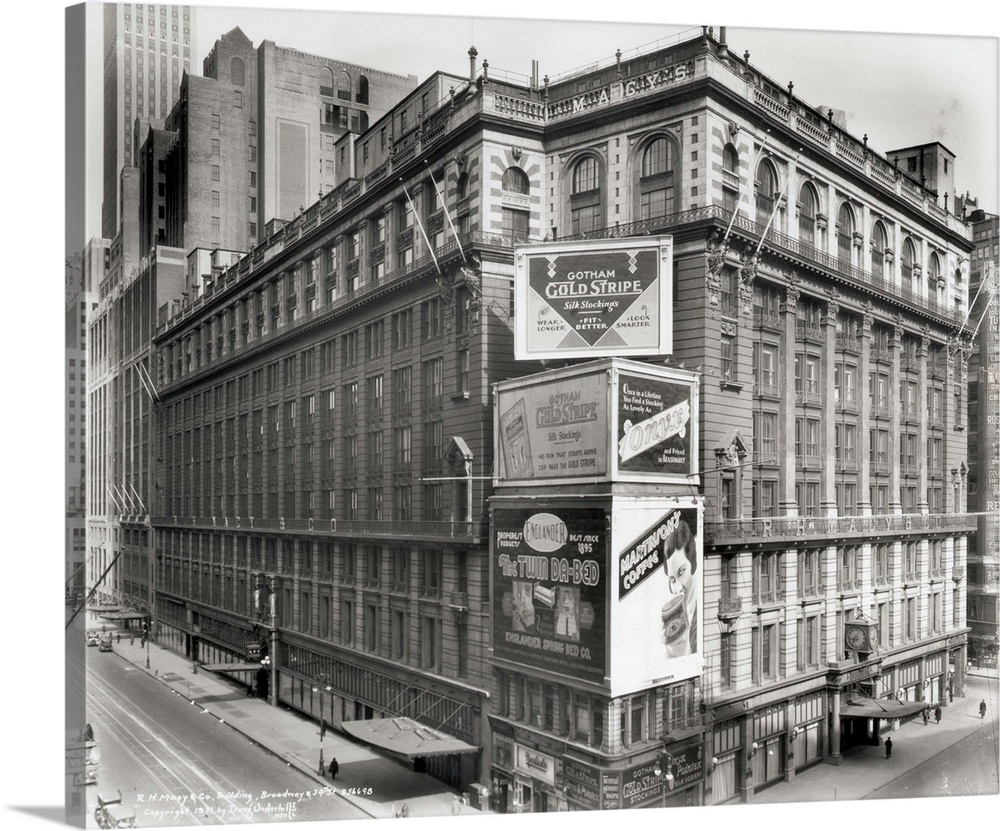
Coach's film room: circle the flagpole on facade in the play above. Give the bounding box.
[401,179,441,274]
[424,160,467,263]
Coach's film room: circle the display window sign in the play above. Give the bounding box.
[562,759,601,810]
[492,507,607,683]
[610,500,703,697]
[514,744,556,785]
[514,238,672,360]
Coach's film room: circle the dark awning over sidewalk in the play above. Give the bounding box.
[841,698,928,719]
[341,717,480,760]
[99,611,148,621]
[200,662,263,672]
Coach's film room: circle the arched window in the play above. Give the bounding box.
[573,156,599,193]
[836,203,855,266]
[901,238,916,290]
[337,69,352,101]
[231,57,245,86]
[799,183,817,247]
[755,161,778,227]
[501,167,529,194]
[871,221,888,281]
[570,155,602,236]
[356,75,369,105]
[722,144,740,216]
[322,67,335,96]
[638,137,675,221]
[501,168,530,242]
[927,252,941,296]
[723,144,739,174]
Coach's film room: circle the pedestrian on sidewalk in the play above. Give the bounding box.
[329,757,339,780]
[980,700,988,719]
[922,707,929,725]
[884,737,892,759]
[934,704,942,724]
[116,632,121,644]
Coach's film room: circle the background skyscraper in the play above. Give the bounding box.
[102,4,196,239]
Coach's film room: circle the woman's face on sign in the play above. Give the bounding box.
[666,546,694,599]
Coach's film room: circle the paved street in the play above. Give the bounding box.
[749,670,999,806]
[86,647,368,825]
[863,715,999,800]
[83,613,485,822]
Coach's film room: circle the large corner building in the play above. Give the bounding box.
[94,25,980,809]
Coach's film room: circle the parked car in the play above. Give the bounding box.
[87,632,100,647]
[95,790,135,828]
[98,635,113,652]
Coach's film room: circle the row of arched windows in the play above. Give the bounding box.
[759,158,954,296]
[496,138,956,300]
[321,66,369,105]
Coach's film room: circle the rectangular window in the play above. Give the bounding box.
[904,542,918,581]
[391,547,410,592]
[365,320,383,359]
[420,616,439,670]
[721,333,735,382]
[798,549,821,597]
[753,624,778,682]
[367,374,384,419]
[422,358,443,407]
[421,550,441,597]
[501,208,529,242]
[838,545,860,592]
[340,598,354,644]
[421,298,441,339]
[391,310,412,349]
[393,365,412,412]
[753,552,781,604]
[391,609,406,660]
[720,633,732,688]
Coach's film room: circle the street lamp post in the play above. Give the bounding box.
[652,751,675,808]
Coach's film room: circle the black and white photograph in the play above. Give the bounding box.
[6,1,1000,830]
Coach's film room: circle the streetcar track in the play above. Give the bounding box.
[87,666,286,824]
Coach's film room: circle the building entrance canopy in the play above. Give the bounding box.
[341,717,480,760]
[841,698,928,719]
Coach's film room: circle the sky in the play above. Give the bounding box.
[0,3,997,831]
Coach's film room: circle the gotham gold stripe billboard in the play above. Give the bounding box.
[514,238,673,361]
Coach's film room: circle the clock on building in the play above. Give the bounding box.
[844,621,876,653]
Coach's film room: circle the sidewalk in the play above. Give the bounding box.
[87,614,488,820]
[750,669,999,805]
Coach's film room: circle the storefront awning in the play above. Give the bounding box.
[841,698,928,719]
[341,717,480,760]
[200,662,263,672]
[99,611,148,621]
